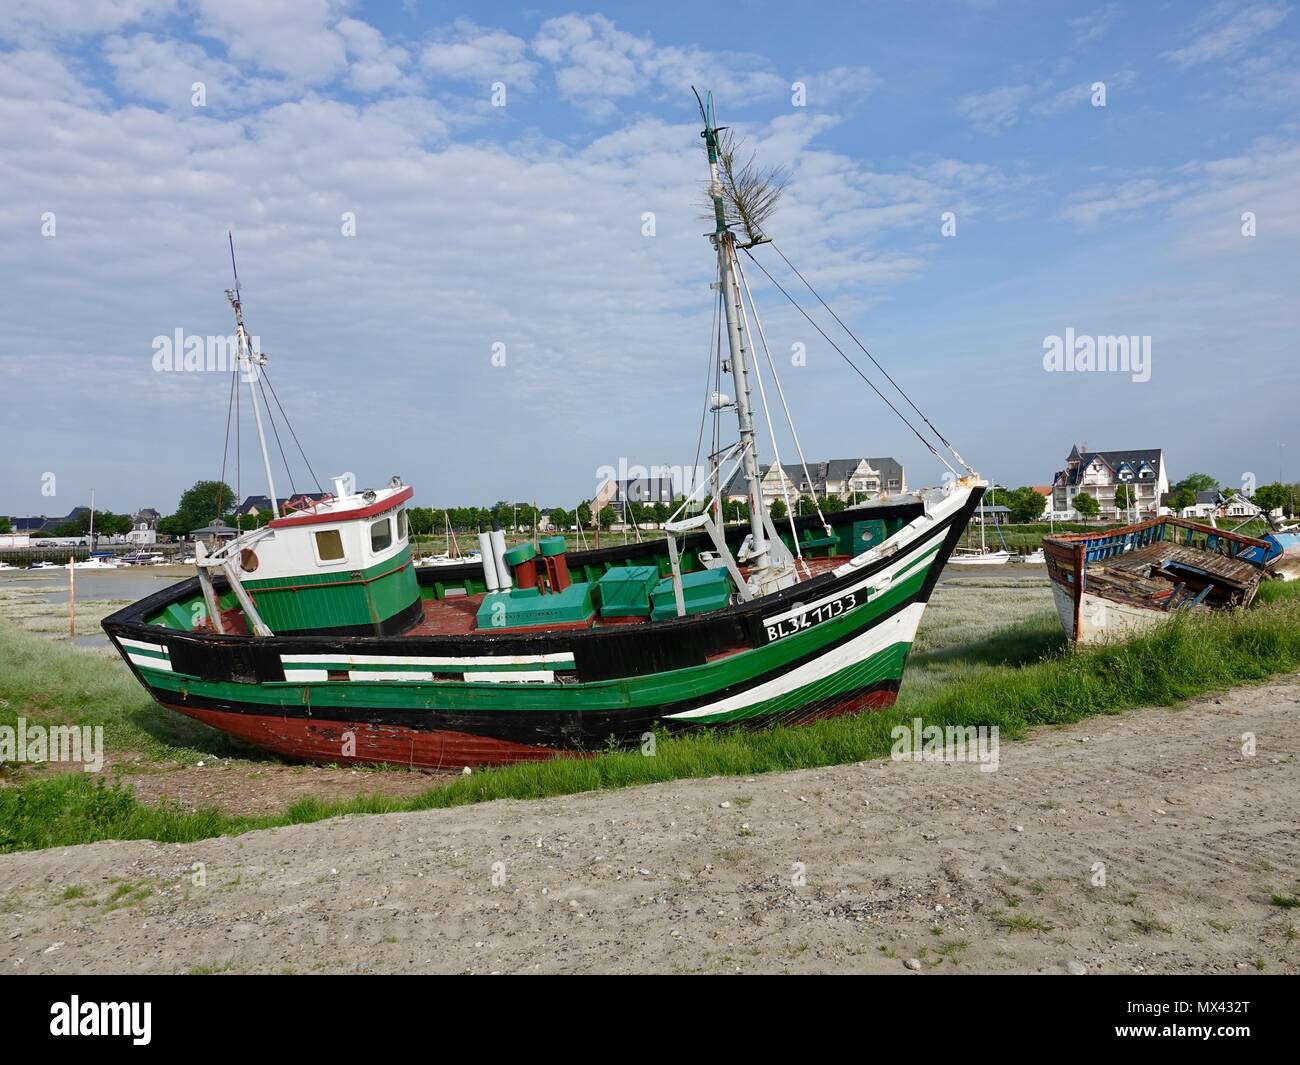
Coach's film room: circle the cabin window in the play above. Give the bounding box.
[315,529,345,562]
[370,516,393,552]
[396,508,408,540]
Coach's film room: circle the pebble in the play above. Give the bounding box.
[1064,960,1087,975]
[904,958,922,971]
[1013,825,1024,833]
[719,801,731,809]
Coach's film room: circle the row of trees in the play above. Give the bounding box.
[26,509,134,538]
[1163,472,1297,516]
[69,470,1300,544]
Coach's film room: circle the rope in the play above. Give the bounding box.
[725,243,807,573]
[261,368,323,496]
[733,248,831,542]
[692,283,722,498]
[214,357,238,524]
[739,246,959,480]
[257,373,297,500]
[767,241,973,475]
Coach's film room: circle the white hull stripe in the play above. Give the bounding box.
[120,637,167,655]
[128,653,173,672]
[279,652,574,669]
[277,668,561,684]
[667,602,926,720]
[463,670,556,684]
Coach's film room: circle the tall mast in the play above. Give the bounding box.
[698,92,769,572]
[227,234,279,520]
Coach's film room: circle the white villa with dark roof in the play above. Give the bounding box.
[1050,445,1168,520]
[724,457,905,504]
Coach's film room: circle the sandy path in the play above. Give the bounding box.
[2,679,1298,975]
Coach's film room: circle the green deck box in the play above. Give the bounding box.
[650,568,734,621]
[596,565,660,618]
[475,582,595,630]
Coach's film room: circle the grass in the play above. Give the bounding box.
[0,621,249,764]
[2,585,1300,854]
[992,912,1054,933]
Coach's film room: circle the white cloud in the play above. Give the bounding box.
[104,33,240,109]
[192,0,351,85]
[420,18,536,90]
[337,18,411,93]
[1163,2,1291,66]
[531,14,857,118]
[0,47,103,105]
[1060,176,1191,225]
[954,84,1036,133]
[1068,5,1120,46]
[1058,137,1300,240]
[956,70,1136,131]
[0,45,1008,509]
[0,0,176,41]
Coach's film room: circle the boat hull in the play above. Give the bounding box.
[104,488,982,766]
[1049,581,1169,644]
[1043,517,1269,645]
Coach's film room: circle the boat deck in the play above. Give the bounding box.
[1084,542,1261,609]
[1098,542,1261,588]
[405,554,850,637]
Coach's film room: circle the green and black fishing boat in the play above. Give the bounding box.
[103,93,985,767]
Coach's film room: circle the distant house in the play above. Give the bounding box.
[126,506,161,545]
[723,457,905,503]
[236,492,329,518]
[611,476,675,517]
[190,519,237,544]
[1179,490,1255,521]
[973,504,1011,525]
[1051,445,1168,521]
[8,516,50,534]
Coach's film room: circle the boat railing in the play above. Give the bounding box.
[1045,517,1269,567]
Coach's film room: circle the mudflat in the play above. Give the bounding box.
[2,678,1297,975]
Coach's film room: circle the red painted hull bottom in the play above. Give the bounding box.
[164,685,899,769]
[166,704,557,768]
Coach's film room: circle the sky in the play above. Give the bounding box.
[1,0,1297,518]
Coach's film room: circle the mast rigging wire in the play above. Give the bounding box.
[738,246,960,481]
[261,368,323,496]
[766,241,973,475]
[732,247,831,542]
[215,356,238,525]
[725,242,808,573]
